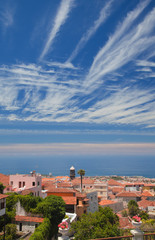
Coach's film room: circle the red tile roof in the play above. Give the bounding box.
[108,179,123,187]
[75,191,86,198]
[15,215,44,223]
[57,182,72,188]
[116,191,140,197]
[108,194,116,199]
[0,194,8,200]
[99,200,115,205]
[138,199,155,208]
[118,217,133,229]
[144,183,155,187]
[141,190,154,197]
[112,187,124,194]
[71,177,94,185]
[61,196,76,205]
[0,173,9,187]
[46,186,76,193]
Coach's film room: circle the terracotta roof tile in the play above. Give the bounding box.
[144,183,155,187]
[71,178,94,185]
[138,199,155,208]
[0,194,8,199]
[46,186,76,193]
[99,200,115,205]
[141,190,154,197]
[118,217,133,229]
[15,215,44,223]
[57,182,72,188]
[108,179,123,187]
[112,187,124,194]
[116,191,141,197]
[108,194,116,199]
[0,173,9,187]
[61,196,76,205]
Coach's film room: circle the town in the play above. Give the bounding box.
[0,167,155,239]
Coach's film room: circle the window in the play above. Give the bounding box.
[38,181,40,186]
[23,182,25,187]
[20,223,22,231]
[11,181,13,186]
[32,182,35,186]
[0,199,5,210]
[19,182,22,188]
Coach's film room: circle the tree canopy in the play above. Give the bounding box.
[71,206,120,240]
[35,195,65,225]
[128,200,139,217]
[0,183,5,194]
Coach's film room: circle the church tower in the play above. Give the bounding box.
[70,166,75,180]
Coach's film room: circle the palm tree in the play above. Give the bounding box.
[77,169,85,192]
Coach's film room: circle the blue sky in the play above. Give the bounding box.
[0,0,155,169]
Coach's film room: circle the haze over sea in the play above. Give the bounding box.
[0,155,154,178]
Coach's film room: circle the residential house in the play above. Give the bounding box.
[9,171,42,197]
[125,182,144,192]
[99,199,123,213]
[93,180,108,200]
[116,191,141,207]
[71,177,94,191]
[15,201,44,233]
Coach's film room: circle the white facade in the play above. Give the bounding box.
[94,181,108,200]
[16,221,39,233]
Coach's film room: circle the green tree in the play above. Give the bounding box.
[77,169,85,192]
[0,183,5,194]
[71,206,120,240]
[34,195,65,237]
[121,210,128,217]
[5,224,17,240]
[139,210,149,220]
[128,200,139,217]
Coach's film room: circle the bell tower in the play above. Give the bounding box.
[70,166,75,180]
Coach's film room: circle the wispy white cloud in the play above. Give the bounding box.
[0,128,155,137]
[0,1,154,129]
[0,143,154,156]
[67,0,113,62]
[85,0,153,89]
[39,0,74,60]
[46,61,77,69]
[0,5,14,30]
[136,60,155,68]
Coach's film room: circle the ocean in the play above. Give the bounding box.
[0,155,154,178]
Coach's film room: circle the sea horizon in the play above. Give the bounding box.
[0,155,154,179]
